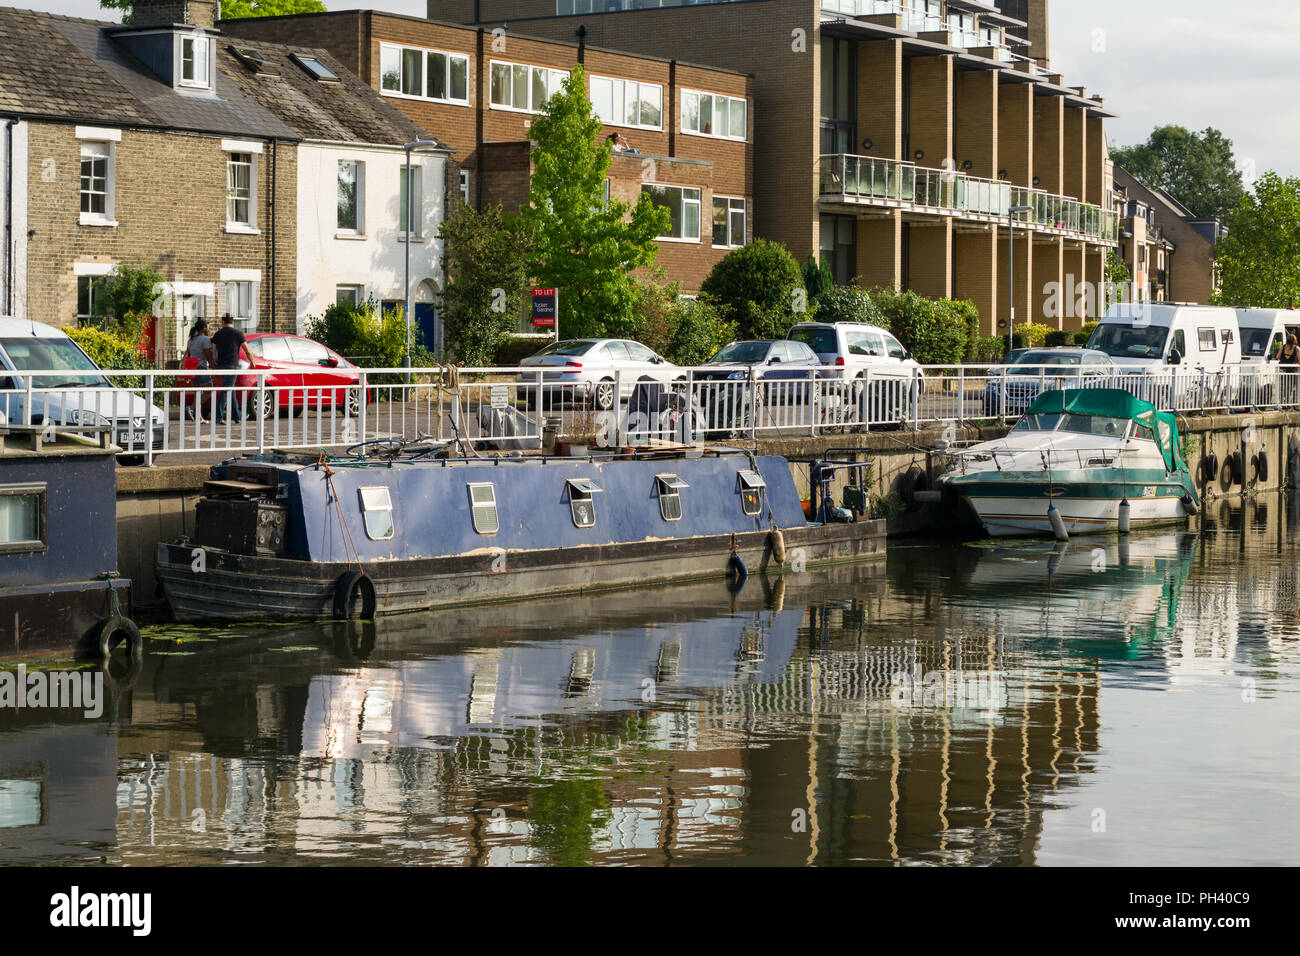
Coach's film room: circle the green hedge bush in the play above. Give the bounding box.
[699,238,805,340]
[812,286,885,327]
[871,288,971,365]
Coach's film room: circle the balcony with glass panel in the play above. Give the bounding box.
[819,153,1119,245]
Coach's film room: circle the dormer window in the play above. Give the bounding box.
[178,32,213,91]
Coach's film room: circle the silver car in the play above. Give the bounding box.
[517,338,682,410]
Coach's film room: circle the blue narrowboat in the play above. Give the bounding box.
[155,446,885,623]
[0,426,137,658]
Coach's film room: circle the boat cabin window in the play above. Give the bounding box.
[655,474,689,522]
[468,482,499,535]
[0,483,46,553]
[738,470,765,516]
[1058,414,1130,438]
[566,478,602,529]
[1134,423,1156,443]
[357,486,394,540]
[1012,413,1062,432]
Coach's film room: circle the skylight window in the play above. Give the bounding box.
[293,54,340,82]
[231,46,280,76]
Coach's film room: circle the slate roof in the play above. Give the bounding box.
[0,6,441,149]
[216,38,443,149]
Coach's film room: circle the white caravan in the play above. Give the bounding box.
[1085,303,1242,409]
[1236,308,1300,406]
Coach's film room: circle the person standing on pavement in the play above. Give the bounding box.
[185,319,215,423]
[212,313,251,423]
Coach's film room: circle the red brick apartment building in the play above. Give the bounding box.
[224,11,756,293]
[416,0,1118,335]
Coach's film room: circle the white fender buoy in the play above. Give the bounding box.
[1118,498,1131,535]
[1048,504,1068,542]
[770,528,787,565]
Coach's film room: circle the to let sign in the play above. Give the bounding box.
[531,287,558,328]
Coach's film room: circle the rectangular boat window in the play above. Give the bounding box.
[655,473,688,522]
[565,478,602,529]
[738,470,765,516]
[0,483,45,553]
[358,486,394,540]
[468,482,499,535]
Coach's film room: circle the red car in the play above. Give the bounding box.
[177,333,368,419]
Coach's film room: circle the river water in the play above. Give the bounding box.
[3,495,1299,866]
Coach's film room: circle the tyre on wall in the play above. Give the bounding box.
[90,615,143,661]
[333,570,377,621]
[1253,451,1269,484]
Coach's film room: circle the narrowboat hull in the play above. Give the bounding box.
[156,520,885,623]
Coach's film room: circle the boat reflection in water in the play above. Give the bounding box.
[4,498,1300,865]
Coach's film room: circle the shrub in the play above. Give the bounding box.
[813,285,885,326]
[970,336,1007,362]
[632,282,735,366]
[67,314,153,388]
[802,254,834,305]
[1011,322,1052,349]
[871,288,969,365]
[89,262,164,322]
[302,299,427,383]
[1044,329,1074,347]
[699,238,805,340]
[438,202,532,366]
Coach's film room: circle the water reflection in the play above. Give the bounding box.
[4,496,1300,865]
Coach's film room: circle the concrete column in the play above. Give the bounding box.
[997,82,1032,188]
[1032,236,1064,329]
[1084,244,1106,321]
[1063,106,1086,202]
[907,55,953,168]
[858,39,903,160]
[955,228,999,335]
[955,70,998,180]
[1060,243,1086,331]
[997,228,1034,337]
[907,220,953,299]
[1033,94,1063,194]
[856,212,902,289]
[1086,115,1107,206]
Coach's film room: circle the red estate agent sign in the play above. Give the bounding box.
[531,287,558,330]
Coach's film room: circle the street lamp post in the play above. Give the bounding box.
[403,139,441,371]
[1006,204,1034,357]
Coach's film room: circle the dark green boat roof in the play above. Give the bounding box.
[1025,389,1187,473]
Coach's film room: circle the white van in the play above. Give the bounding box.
[1236,309,1300,363]
[1085,304,1242,408]
[0,316,166,452]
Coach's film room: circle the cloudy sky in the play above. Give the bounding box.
[8,0,1298,178]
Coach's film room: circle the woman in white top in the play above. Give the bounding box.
[186,319,216,423]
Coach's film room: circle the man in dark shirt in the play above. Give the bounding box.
[211,313,250,422]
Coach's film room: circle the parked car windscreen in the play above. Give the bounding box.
[1087,323,1170,358]
[789,327,837,354]
[1008,351,1084,374]
[0,336,110,389]
[533,340,596,357]
[710,342,771,364]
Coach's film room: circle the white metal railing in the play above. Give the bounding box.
[2,363,1293,461]
[819,154,1119,243]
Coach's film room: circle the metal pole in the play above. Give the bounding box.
[1007,214,1014,358]
[404,143,412,373]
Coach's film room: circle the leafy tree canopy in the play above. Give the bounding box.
[1111,125,1245,222]
[520,64,670,339]
[99,0,326,20]
[699,239,805,340]
[1211,171,1300,309]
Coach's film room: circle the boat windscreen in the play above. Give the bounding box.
[1011,413,1063,432]
[1058,414,1130,437]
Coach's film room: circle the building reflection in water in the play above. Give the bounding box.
[3,496,1299,865]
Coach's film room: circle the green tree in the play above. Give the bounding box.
[1111,126,1245,222]
[1104,249,1130,310]
[437,203,532,366]
[98,0,326,20]
[520,65,670,339]
[802,254,834,305]
[1211,171,1300,308]
[699,239,805,340]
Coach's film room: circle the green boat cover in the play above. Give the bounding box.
[1024,388,1187,473]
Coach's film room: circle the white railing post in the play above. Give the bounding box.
[357,369,368,448]
[957,366,965,422]
[256,370,266,456]
[614,369,626,447]
[22,374,33,427]
[145,373,156,466]
[748,366,758,439]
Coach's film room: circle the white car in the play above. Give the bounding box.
[517,338,683,410]
[787,321,925,421]
[0,316,166,454]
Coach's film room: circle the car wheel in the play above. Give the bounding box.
[255,390,276,421]
[595,379,616,410]
[344,387,362,417]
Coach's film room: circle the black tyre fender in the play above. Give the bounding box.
[333,570,377,620]
[1254,451,1269,483]
[1200,454,1219,485]
[92,615,143,661]
[902,467,929,512]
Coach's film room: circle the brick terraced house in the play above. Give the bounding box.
[221,10,755,295]
[420,0,1119,335]
[0,1,451,357]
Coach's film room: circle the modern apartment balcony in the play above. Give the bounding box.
[819,153,1120,245]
